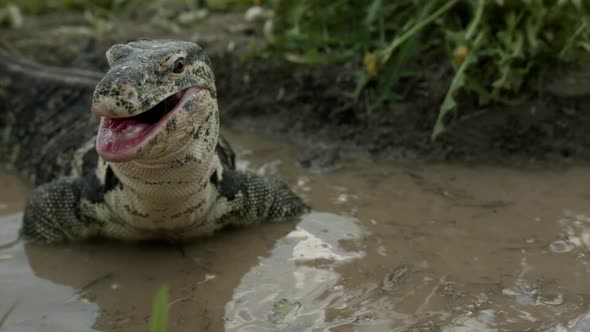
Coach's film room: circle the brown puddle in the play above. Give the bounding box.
[1,130,590,331]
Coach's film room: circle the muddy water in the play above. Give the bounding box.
[1,130,590,332]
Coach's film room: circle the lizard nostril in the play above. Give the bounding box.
[126,90,137,102]
[122,86,139,105]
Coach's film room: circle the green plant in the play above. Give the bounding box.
[0,0,251,14]
[259,0,590,139]
[150,284,169,332]
[433,0,590,138]
[0,0,140,14]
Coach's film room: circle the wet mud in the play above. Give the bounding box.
[2,129,590,331]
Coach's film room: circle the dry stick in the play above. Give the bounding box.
[66,272,114,302]
[416,275,446,314]
[0,301,18,331]
[0,239,19,250]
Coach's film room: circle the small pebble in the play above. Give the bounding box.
[549,240,575,253]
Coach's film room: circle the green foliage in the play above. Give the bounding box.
[3,0,589,138]
[0,0,250,15]
[0,0,252,35]
[205,0,251,12]
[271,298,301,324]
[0,0,141,14]
[150,284,169,332]
[261,0,590,139]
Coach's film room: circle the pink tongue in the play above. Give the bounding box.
[98,119,152,153]
[110,119,151,141]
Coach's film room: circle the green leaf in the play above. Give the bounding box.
[381,0,459,64]
[271,298,302,325]
[150,284,169,332]
[432,32,484,140]
[365,0,382,29]
[354,71,372,101]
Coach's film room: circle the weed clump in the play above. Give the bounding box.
[258,0,590,138]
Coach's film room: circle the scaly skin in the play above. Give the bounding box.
[0,40,308,243]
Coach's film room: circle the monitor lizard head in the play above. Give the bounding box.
[91,40,218,163]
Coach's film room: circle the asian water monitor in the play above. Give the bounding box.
[0,40,308,243]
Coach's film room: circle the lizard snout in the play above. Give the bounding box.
[92,83,142,118]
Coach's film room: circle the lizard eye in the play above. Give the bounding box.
[172,58,185,74]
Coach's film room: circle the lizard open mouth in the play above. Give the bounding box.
[96,86,207,162]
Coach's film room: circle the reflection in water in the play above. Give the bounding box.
[225,212,365,331]
[0,213,99,332]
[20,221,297,332]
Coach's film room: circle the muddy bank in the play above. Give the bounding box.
[1,12,590,167]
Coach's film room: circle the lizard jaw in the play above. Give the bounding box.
[96,86,208,162]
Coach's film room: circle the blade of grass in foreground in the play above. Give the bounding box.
[431,31,484,140]
[150,284,169,332]
[431,0,486,140]
[380,0,459,64]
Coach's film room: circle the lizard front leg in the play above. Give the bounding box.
[214,169,309,225]
[21,176,103,244]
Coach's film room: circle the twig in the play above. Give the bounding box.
[0,301,18,331]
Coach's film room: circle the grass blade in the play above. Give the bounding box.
[381,0,459,64]
[432,32,485,140]
[150,284,169,332]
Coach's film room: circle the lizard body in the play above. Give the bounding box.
[0,40,307,243]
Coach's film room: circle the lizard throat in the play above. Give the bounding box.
[109,141,221,203]
[96,86,207,162]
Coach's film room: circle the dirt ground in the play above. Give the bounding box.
[2,11,590,169]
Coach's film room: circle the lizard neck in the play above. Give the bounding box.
[108,135,220,202]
